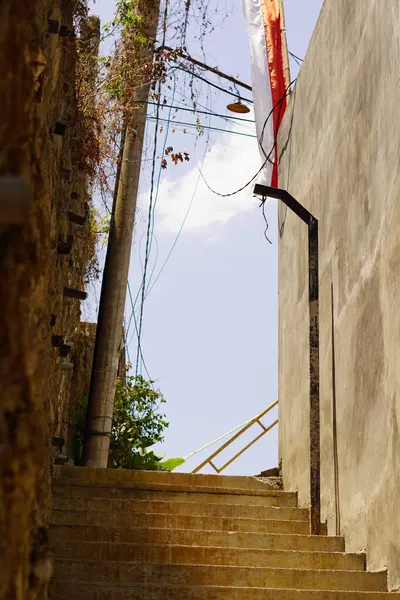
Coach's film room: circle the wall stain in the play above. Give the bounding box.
[352,271,384,464]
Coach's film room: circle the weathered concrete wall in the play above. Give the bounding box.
[278,0,400,590]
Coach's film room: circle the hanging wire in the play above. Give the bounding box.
[146,115,257,138]
[143,91,213,301]
[175,63,253,103]
[126,281,152,381]
[134,0,170,377]
[288,50,304,66]
[197,80,296,198]
[125,74,179,345]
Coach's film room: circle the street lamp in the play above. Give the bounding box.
[226,100,251,114]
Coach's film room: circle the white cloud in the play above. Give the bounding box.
[142,127,264,235]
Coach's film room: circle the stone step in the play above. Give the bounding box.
[52,494,308,521]
[49,582,393,600]
[52,483,297,507]
[51,508,309,534]
[52,466,282,491]
[53,540,365,571]
[50,525,345,552]
[52,561,387,591]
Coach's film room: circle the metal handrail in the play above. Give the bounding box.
[191,400,278,474]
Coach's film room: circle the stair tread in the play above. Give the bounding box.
[54,558,383,573]
[50,524,345,551]
[52,466,282,490]
[53,559,387,591]
[51,508,309,534]
[53,480,289,496]
[52,540,365,570]
[51,507,307,525]
[52,494,307,516]
[52,519,324,540]
[53,540,358,555]
[51,484,297,506]
[49,581,393,598]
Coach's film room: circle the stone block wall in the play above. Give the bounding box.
[0,1,98,597]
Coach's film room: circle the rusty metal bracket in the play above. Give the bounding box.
[254,184,320,535]
[68,210,86,226]
[63,287,87,301]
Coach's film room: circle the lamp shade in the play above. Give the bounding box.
[226,101,250,114]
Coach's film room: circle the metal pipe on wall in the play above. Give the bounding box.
[254,183,321,535]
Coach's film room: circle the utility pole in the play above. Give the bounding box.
[157,45,252,91]
[84,0,161,468]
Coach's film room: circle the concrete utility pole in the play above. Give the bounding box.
[84,0,161,468]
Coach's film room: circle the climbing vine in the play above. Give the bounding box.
[72,0,229,186]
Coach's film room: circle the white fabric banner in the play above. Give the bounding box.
[242,0,274,185]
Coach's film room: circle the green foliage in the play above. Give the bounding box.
[124,449,165,471]
[123,451,185,472]
[159,457,185,471]
[105,75,122,101]
[71,395,88,465]
[103,0,144,36]
[108,374,169,469]
[71,373,184,471]
[89,211,110,238]
[117,0,144,29]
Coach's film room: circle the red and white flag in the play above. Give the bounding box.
[243,0,289,187]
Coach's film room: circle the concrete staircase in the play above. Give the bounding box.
[49,467,392,598]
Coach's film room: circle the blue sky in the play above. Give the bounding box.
[85,0,324,474]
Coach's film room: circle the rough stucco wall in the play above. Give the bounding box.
[278,0,400,590]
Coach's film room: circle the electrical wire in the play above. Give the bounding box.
[197,80,296,198]
[175,63,253,104]
[135,108,159,376]
[125,76,179,347]
[147,115,256,138]
[134,1,169,377]
[262,199,272,244]
[177,88,255,133]
[289,50,303,65]
[259,79,296,163]
[127,281,152,381]
[146,75,178,288]
[122,319,131,365]
[144,110,212,301]
[146,100,255,123]
[143,160,202,300]
[131,92,213,309]
[125,75,179,349]
[125,231,159,342]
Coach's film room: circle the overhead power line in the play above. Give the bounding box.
[288,50,304,64]
[126,281,152,380]
[197,80,296,198]
[157,44,252,91]
[131,93,214,312]
[175,64,253,104]
[146,115,256,138]
[146,101,255,123]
